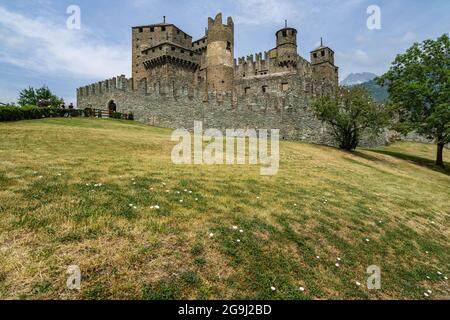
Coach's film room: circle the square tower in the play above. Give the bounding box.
[310,39,339,93]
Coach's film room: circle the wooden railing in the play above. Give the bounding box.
[83,108,132,120]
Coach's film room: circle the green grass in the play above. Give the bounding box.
[0,118,448,300]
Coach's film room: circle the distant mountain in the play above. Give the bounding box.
[358,79,389,103]
[340,72,378,86]
[340,72,389,103]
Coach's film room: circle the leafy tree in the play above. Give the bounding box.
[378,34,450,168]
[18,85,63,107]
[312,86,392,151]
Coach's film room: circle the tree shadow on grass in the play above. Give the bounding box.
[361,149,450,176]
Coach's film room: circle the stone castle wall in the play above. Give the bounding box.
[77,76,387,148]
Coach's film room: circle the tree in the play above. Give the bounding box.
[18,85,63,107]
[378,34,450,168]
[312,86,391,151]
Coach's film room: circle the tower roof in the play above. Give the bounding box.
[311,38,334,52]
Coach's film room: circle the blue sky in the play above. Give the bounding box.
[0,0,449,104]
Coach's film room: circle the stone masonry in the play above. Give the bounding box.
[77,13,387,147]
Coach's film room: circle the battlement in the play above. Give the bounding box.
[235,51,272,77]
[207,13,233,43]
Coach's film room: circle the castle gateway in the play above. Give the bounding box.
[77,13,385,147]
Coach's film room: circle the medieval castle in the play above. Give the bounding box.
[77,13,384,147]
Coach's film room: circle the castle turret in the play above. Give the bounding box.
[310,38,339,93]
[310,38,335,65]
[274,23,298,70]
[276,25,298,58]
[206,13,234,93]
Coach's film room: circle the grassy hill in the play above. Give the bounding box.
[0,118,448,300]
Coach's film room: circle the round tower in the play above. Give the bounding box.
[206,13,234,93]
[276,26,298,57]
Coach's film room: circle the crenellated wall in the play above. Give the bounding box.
[77,75,387,148]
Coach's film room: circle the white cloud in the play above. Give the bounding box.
[0,6,130,80]
[233,0,303,25]
[389,31,417,44]
[354,49,370,65]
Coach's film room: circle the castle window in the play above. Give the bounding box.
[171,46,175,51]
[262,86,268,93]
[161,26,166,32]
[321,50,325,56]
[282,30,287,37]
[138,28,143,33]
[181,50,185,53]
[313,53,317,58]
[177,29,180,34]
[282,83,289,92]
[159,46,163,50]
[226,41,231,51]
[190,53,193,56]
[150,27,154,32]
[245,87,251,95]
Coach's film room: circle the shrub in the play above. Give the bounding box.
[0,105,81,122]
[112,112,123,119]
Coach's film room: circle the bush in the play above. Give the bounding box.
[0,105,81,122]
[112,112,123,119]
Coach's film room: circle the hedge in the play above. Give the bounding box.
[0,105,81,122]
